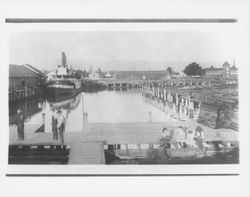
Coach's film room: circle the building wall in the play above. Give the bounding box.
[204,62,238,78]
[230,69,238,77]
[9,64,46,101]
[9,64,45,90]
[204,69,223,76]
[9,77,44,90]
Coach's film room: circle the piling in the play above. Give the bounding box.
[42,113,46,125]
[148,111,152,122]
[83,112,88,123]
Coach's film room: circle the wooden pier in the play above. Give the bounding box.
[9,86,45,102]
[9,121,238,164]
[68,141,105,164]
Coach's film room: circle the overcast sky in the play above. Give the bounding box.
[9,31,237,71]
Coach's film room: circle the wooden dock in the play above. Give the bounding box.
[9,121,238,164]
[68,141,105,164]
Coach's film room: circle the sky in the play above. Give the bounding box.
[9,31,238,71]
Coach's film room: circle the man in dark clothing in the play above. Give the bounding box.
[57,109,66,144]
[51,109,58,140]
[17,109,24,140]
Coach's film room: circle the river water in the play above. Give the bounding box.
[10,90,182,133]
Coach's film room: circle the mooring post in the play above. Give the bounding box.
[188,97,194,119]
[176,92,179,106]
[148,111,152,122]
[42,113,46,125]
[125,144,129,154]
[41,112,46,132]
[163,88,166,101]
[83,112,88,123]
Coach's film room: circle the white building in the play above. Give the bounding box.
[88,72,99,80]
[104,72,113,78]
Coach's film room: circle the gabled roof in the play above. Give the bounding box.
[223,61,230,67]
[9,64,45,77]
[24,64,45,76]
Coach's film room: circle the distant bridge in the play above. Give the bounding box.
[97,77,214,91]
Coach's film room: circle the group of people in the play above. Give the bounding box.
[51,108,66,144]
[15,107,66,144]
[159,125,206,152]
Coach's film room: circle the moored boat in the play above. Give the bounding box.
[46,52,81,98]
[48,92,81,111]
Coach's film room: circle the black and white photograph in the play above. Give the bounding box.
[8,31,239,165]
[1,0,250,197]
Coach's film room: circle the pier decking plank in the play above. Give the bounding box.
[10,122,238,145]
[9,122,238,164]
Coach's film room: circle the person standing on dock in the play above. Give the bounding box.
[57,109,66,144]
[51,108,58,140]
[16,109,25,140]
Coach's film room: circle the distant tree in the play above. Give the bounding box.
[97,67,102,75]
[183,62,203,76]
[88,66,93,74]
[74,70,80,79]
[166,67,173,75]
[73,69,90,79]
[82,70,88,78]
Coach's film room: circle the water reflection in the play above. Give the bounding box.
[9,98,45,125]
[45,93,81,133]
[10,91,186,133]
[48,93,81,115]
[82,91,173,123]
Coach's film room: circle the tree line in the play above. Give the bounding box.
[167,62,204,76]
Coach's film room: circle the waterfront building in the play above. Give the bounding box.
[203,61,238,78]
[104,72,113,78]
[9,64,46,101]
[229,66,238,77]
[113,70,171,81]
[203,66,224,77]
[9,64,46,89]
[88,72,100,80]
[171,71,185,78]
[222,61,230,77]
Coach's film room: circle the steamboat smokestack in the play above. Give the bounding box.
[62,52,67,67]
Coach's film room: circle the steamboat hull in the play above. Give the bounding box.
[46,86,81,99]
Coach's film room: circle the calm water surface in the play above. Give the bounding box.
[11,91,178,132]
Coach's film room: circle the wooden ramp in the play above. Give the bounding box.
[68,141,105,164]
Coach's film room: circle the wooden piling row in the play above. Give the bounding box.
[9,86,44,102]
